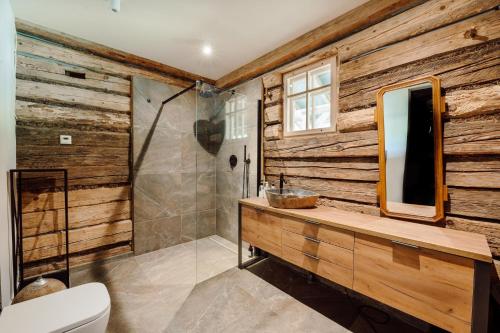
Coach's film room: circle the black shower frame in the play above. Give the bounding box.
[10,168,70,293]
[238,99,265,269]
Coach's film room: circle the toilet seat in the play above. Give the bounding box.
[0,282,110,333]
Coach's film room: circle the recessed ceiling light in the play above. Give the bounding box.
[202,44,213,56]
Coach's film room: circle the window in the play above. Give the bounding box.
[283,57,337,136]
[225,94,247,140]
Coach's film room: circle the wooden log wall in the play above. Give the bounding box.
[14,27,197,277]
[261,0,500,283]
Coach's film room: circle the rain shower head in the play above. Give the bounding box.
[197,81,237,98]
[197,81,221,98]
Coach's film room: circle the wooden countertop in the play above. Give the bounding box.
[240,197,492,263]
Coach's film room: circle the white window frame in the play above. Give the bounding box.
[283,56,338,137]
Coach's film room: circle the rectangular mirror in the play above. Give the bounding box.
[377,76,444,223]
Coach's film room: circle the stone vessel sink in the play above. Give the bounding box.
[265,188,319,209]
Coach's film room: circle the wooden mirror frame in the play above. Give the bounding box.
[376,76,446,223]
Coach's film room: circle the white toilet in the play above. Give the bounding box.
[0,282,110,333]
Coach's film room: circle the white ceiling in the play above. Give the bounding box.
[11,0,367,80]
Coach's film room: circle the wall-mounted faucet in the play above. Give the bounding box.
[279,172,287,194]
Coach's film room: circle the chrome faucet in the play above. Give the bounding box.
[279,173,287,194]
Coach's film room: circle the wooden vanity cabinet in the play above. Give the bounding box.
[281,215,354,250]
[241,206,282,257]
[354,234,474,333]
[239,198,492,333]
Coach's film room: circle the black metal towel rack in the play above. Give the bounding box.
[9,168,70,294]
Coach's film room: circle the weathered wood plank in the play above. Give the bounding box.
[264,104,282,125]
[446,216,500,257]
[446,85,500,119]
[19,179,129,193]
[448,188,500,220]
[24,230,132,263]
[17,144,129,158]
[339,40,500,112]
[446,158,500,173]
[340,10,500,82]
[264,124,282,141]
[21,166,128,180]
[215,0,428,88]
[17,79,130,112]
[24,244,132,278]
[262,73,282,89]
[264,130,378,158]
[17,54,130,95]
[18,167,129,189]
[265,159,378,181]
[444,120,500,155]
[265,165,377,182]
[446,172,500,189]
[16,125,130,148]
[266,158,378,170]
[16,19,210,86]
[317,197,380,216]
[22,200,131,236]
[22,186,130,213]
[269,0,497,92]
[337,0,498,63]
[266,175,377,204]
[338,107,376,133]
[446,157,500,188]
[264,87,282,105]
[16,101,131,132]
[23,219,132,251]
[17,149,129,168]
[17,157,128,170]
[16,34,195,88]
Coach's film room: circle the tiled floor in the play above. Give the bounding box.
[72,236,429,333]
[71,236,240,332]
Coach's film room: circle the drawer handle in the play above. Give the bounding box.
[304,236,320,243]
[392,240,419,249]
[303,252,320,260]
[304,219,320,225]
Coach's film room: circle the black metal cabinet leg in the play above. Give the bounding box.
[471,261,490,333]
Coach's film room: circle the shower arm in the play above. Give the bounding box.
[161,82,197,106]
[160,80,236,107]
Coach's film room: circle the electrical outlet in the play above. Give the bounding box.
[60,135,72,145]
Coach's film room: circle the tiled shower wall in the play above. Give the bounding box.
[215,78,260,243]
[133,77,216,254]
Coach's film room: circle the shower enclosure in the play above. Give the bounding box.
[132,77,258,283]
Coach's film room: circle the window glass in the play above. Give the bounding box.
[287,73,306,95]
[289,94,307,131]
[309,88,331,129]
[308,64,331,89]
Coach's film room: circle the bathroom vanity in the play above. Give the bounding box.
[238,197,492,333]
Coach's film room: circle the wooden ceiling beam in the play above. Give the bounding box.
[215,0,426,89]
[15,19,215,86]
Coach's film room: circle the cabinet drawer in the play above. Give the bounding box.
[241,206,282,257]
[353,234,474,333]
[282,215,354,250]
[282,245,353,288]
[282,230,353,270]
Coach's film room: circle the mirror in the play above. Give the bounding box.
[377,76,444,223]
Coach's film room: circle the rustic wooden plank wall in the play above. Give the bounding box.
[13,29,194,276]
[261,0,500,270]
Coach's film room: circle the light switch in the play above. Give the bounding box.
[60,135,72,145]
